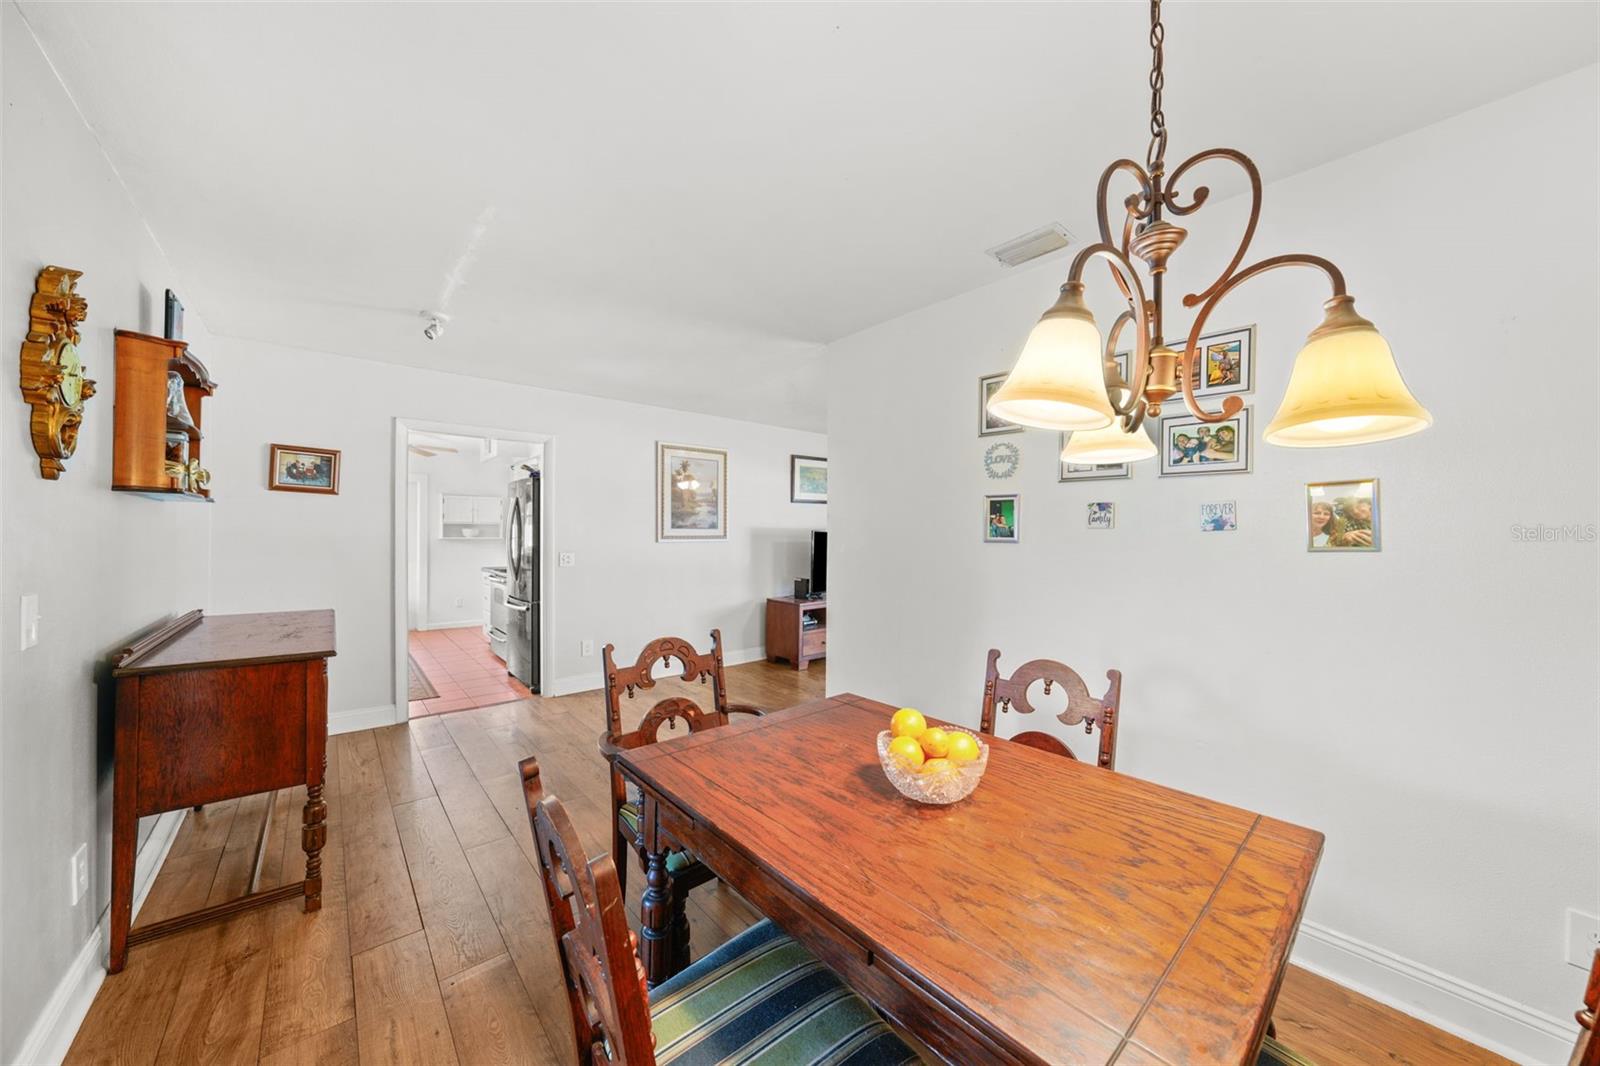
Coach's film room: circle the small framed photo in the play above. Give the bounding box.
[1307,479,1380,552]
[1200,501,1237,531]
[1159,407,1251,476]
[1087,502,1115,530]
[1123,325,1254,399]
[658,443,728,541]
[790,454,827,504]
[1058,432,1131,482]
[979,372,1024,437]
[985,494,1019,543]
[268,444,340,494]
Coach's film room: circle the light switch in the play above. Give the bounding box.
[20,594,39,650]
[558,552,575,568]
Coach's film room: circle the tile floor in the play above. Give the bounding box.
[407,625,531,717]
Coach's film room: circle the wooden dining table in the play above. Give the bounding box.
[615,693,1324,1066]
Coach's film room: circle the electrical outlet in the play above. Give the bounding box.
[581,639,595,657]
[1567,908,1600,968]
[559,552,575,568]
[70,843,88,907]
[454,596,464,608]
[20,593,40,650]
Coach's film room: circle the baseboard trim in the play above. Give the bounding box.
[12,807,184,1066]
[414,620,482,632]
[329,704,398,735]
[545,645,769,698]
[1292,920,1578,1066]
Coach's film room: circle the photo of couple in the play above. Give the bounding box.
[1307,480,1380,551]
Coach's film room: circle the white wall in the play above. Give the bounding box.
[204,338,826,720]
[408,444,520,628]
[1,11,214,1060]
[824,67,1598,1064]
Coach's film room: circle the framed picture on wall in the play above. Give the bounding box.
[657,442,728,541]
[985,494,1019,543]
[790,454,827,504]
[1307,479,1380,552]
[1158,407,1252,476]
[1087,502,1115,530]
[268,444,340,494]
[1117,326,1252,401]
[979,372,1024,437]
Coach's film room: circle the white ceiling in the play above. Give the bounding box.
[17,2,1597,431]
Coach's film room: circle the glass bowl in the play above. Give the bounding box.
[877,727,989,805]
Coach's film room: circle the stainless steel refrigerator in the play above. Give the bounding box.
[505,472,540,691]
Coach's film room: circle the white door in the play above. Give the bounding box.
[407,476,426,628]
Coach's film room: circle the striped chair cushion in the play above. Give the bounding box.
[617,803,697,875]
[649,919,918,1066]
[1258,1034,1315,1066]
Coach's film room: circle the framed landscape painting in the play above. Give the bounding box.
[790,454,827,504]
[658,443,728,541]
[268,444,340,495]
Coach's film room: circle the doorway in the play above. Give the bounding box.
[392,419,550,722]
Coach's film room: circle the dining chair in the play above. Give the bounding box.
[1573,948,1600,1066]
[599,630,765,895]
[518,757,918,1066]
[979,649,1123,769]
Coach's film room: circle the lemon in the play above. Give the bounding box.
[919,727,951,760]
[887,735,925,769]
[921,758,954,775]
[946,732,981,765]
[890,708,927,740]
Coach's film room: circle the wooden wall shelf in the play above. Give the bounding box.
[113,330,217,500]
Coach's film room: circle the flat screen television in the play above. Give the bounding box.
[810,530,827,598]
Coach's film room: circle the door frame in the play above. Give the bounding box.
[406,473,430,629]
[393,418,551,724]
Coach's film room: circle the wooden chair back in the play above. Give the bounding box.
[520,757,657,1066]
[1574,948,1600,1066]
[979,649,1123,769]
[602,630,731,742]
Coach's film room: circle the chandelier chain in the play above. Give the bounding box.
[1148,0,1165,144]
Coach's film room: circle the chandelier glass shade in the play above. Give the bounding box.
[986,0,1430,455]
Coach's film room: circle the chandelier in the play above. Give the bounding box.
[987,0,1432,464]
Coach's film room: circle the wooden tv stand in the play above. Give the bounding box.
[766,596,826,670]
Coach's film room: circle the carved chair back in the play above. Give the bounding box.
[602,630,732,744]
[1575,949,1600,1066]
[520,757,657,1066]
[979,649,1123,769]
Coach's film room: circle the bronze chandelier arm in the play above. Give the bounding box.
[1066,241,1153,422]
[1103,309,1138,417]
[1160,148,1263,311]
[1177,252,1348,422]
[1095,159,1156,249]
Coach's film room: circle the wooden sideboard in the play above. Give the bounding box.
[765,596,826,670]
[108,609,335,973]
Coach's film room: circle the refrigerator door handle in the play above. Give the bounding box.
[504,599,530,612]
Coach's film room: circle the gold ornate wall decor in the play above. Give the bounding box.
[19,266,95,479]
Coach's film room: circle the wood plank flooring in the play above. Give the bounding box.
[67,660,1511,1066]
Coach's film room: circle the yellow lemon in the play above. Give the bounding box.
[946,732,981,765]
[890,708,927,740]
[887,735,925,769]
[919,727,951,760]
[920,758,954,775]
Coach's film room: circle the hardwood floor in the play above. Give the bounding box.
[67,659,1510,1066]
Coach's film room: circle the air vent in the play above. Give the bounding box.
[986,224,1073,268]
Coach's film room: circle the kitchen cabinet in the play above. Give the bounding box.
[439,493,503,539]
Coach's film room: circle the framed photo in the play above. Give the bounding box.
[1159,407,1251,477]
[1200,501,1237,531]
[790,454,827,504]
[985,494,1019,543]
[979,372,1023,437]
[1058,430,1133,482]
[1087,502,1115,530]
[1307,479,1380,552]
[164,289,184,341]
[1116,325,1253,400]
[268,444,340,494]
[658,443,728,541]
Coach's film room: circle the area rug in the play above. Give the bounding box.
[408,655,439,701]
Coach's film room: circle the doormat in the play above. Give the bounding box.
[408,655,439,702]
